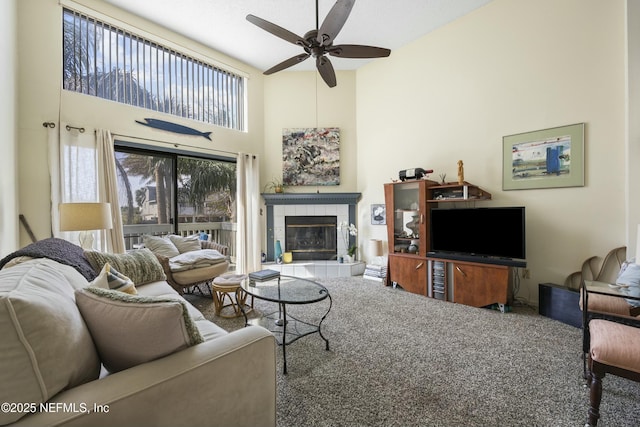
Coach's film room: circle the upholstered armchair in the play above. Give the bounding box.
[586,319,640,426]
[569,247,638,317]
[565,247,640,379]
[144,235,230,295]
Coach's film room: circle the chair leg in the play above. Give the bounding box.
[587,361,604,427]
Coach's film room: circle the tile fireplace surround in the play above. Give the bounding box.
[261,192,364,278]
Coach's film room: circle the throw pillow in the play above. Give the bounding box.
[168,234,202,253]
[90,262,137,294]
[75,287,204,373]
[616,262,640,308]
[84,248,166,286]
[142,235,180,258]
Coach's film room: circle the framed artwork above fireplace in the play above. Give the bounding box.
[282,128,340,186]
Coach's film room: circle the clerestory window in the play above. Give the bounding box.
[62,8,246,131]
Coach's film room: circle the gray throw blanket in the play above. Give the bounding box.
[0,238,97,281]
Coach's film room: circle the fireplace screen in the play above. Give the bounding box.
[285,216,337,261]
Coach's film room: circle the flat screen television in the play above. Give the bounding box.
[429,207,526,263]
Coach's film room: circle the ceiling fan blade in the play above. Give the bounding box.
[327,44,391,59]
[264,53,311,75]
[246,14,306,46]
[316,56,337,88]
[316,0,355,46]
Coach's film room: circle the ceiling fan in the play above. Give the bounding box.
[246,0,391,88]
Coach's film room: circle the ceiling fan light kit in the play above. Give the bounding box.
[247,0,390,88]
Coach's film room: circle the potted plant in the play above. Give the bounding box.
[264,178,285,193]
[339,221,358,262]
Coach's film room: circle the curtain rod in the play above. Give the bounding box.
[45,120,251,158]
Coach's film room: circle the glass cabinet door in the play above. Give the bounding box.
[391,182,422,255]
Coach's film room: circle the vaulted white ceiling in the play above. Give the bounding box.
[101,0,493,72]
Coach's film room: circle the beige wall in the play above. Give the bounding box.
[357,0,627,303]
[0,0,18,257]
[262,71,357,191]
[627,0,640,258]
[16,0,265,248]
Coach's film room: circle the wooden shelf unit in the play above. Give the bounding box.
[384,180,435,291]
[427,257,512,308]
[385,179,514,310]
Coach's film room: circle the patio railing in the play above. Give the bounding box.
[123,221,237,262]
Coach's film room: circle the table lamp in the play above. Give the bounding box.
[59,202,113,249]
[368,239,384,264]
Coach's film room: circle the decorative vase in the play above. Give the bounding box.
[283,252,293,263]
[406,214,420,237]
[408,239,418,254]
[274,240,282,262]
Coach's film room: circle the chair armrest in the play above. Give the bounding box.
[153,253,183,294]
[11,327,276,427]
[200,240,228,256]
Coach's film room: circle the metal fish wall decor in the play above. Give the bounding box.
[135,118,212,140]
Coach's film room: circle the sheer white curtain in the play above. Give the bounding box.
[96,130,126,253]
[49,125,124,252]
[236,153,261,274]
[47,125,61,238]
[50,124,101,247]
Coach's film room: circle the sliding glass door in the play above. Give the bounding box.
[114,146,236,256]
[115,150,175,243]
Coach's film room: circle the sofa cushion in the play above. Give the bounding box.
[590,319,640,373]
[172,261,229,286]
[169,249,227,272]
[142,234,180,258]
[0,259,100,425]
[90,262,137,294]
[85,248,166,286]
[75,287,204,373]
[168,234,202,253]
[134,280,229,341]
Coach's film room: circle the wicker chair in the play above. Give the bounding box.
[154,240,230,295]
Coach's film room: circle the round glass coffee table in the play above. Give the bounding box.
[240,274,332,374]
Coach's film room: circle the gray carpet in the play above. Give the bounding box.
[184,277,640,426]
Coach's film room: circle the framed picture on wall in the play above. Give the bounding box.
[371,204,386,225]
[502,123,585,190]
[282,128,340,186]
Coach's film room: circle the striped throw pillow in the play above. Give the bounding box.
[89,262,137,294]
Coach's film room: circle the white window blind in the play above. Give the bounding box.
[62,8,246,131]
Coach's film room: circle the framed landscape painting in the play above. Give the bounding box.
[502,123,585,190]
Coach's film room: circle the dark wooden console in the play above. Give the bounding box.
[538,283,582,328]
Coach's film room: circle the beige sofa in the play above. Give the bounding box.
[0,254,276,427]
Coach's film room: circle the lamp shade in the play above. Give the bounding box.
[368,239,383,257]
[59,202,113,231]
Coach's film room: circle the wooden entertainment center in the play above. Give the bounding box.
[383,179,522,311]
